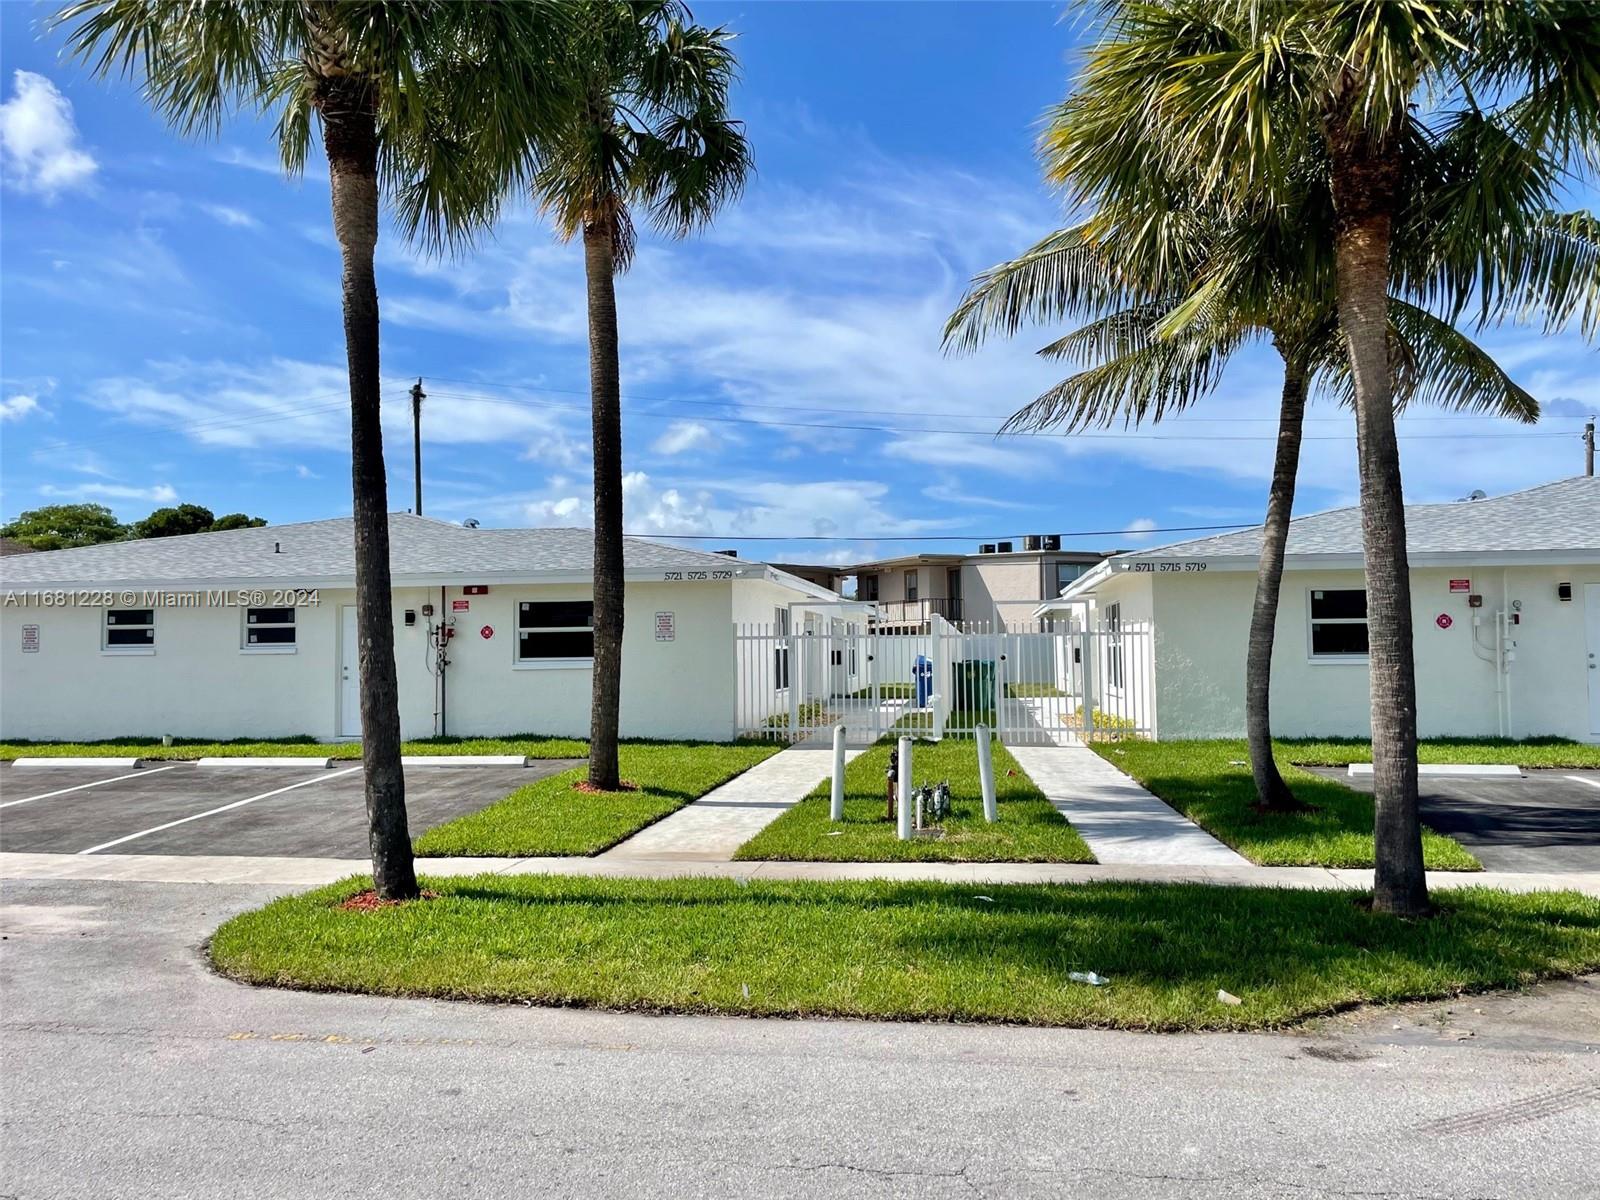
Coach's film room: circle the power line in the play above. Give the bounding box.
[427,389,1578,442]
[422,374,1588,426]
[631,522,1255,541]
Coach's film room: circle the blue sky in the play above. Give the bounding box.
[1,1,1594,567]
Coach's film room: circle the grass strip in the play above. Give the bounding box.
[1277,736,1600,770]
[0,734,588,761]
[1095,740,1481,870]
[734,739,1094,863]
[210,875,1600,1031]
[412,741,780,857]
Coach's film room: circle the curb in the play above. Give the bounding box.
[1347,764,1523,778]
[194,756,336,769]
[8,756,146,769]
[399,755,529,767]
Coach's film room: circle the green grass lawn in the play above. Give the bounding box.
[210,875,1600,1031]
[1278,737,1600,770]
[0,733,588,761]
[735,739,1094,863]
[412,741,780,857]
[849,683,913,700]
[1095,740,1481,870]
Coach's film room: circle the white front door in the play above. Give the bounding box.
[339,605,362,738]
[1587,584,1600,736]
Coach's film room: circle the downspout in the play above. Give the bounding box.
[439,584,449,738]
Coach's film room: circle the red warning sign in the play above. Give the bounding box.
[480,625,494,639]
[1435,613,1453,629]
[452,599,471,612]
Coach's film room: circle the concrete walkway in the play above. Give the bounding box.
[601,742,867,862]
[2,850,1595,895]
[1008,743,1251,867]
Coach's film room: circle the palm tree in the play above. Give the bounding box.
[1034,0,1600,916]
[56,0,568,899]
[946,205,1590,811]
[527,0,750,791]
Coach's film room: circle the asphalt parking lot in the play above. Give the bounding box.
[0,760,581,857]
[1310,767,1600,872]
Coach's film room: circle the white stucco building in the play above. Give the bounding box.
[1041,476,1600,743]
[0,514,832,743]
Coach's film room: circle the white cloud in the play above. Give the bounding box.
[39,481,178,503]
[651,420,715,456]
[295,464,318,479]
[215,146,284,175]
[1122,517,1159,543]
[0,71,97,197]
[0,393,40,421]
[200,203,259,229]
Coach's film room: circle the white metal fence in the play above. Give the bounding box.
[734,613,1154,746]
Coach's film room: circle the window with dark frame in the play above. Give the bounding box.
[1309,589,1369,657]
[773,606,791,689]
[517,600,594,662]
[904,569,919,602]
[857,574,879,601]
[1104,601,1124,688]
[104,608,154,650]
[244,606,296,648]
[1056,561,1089,593]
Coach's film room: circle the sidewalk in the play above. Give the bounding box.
[601,741,867,861]
[2,850,1595,896]
[1008,743,1250,867]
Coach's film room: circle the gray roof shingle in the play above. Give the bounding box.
[1134,476,1600,561]
[0,514,795,588]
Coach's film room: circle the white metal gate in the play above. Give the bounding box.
[734,612,1153,745]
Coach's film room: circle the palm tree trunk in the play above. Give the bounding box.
[1326,114,1427,918]
[1246,347,1310,811]
[584,222,624,791]
[320,73,417,901]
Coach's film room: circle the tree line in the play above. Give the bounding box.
[2,502,268,550]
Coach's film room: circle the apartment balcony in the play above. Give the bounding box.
[868,597,963,625]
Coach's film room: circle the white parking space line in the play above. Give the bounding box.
[1568,775,1600,790]
[77,767,361,856]
[1,766,182,810]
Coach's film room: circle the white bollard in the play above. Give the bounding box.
[976,724,997,822]
[896,736,914,840]
[830,725,847,821]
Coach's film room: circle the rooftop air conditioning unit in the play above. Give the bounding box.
[996,540,1014,554]
[1043,534,1062,551]
[1024,535,1042,551]
[979,543,997,554]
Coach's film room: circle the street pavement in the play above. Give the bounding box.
[2,876,1597,1199]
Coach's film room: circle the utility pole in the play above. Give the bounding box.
[410,378,426,514]
[1585,417,1595,478]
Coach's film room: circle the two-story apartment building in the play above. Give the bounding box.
[811,538,1118,629]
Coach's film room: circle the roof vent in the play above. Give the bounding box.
[273,541,281,554]
[462,518,481,528]
[716,549,738,558]
[1459,489,1488,502]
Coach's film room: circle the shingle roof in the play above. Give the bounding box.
[0,513,810,589]
[1134,476,1600,561]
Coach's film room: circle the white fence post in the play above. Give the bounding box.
[896,736,913,840]
[830,724,846,821]
[976,724,997,822]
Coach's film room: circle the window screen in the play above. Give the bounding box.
[517,601,594,661]
[1309,589,1369,657]
[244,606,296,647]
[104,608,154,649]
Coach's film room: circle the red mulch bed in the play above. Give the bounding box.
[338,889,439,912]
[572,779,640,795]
